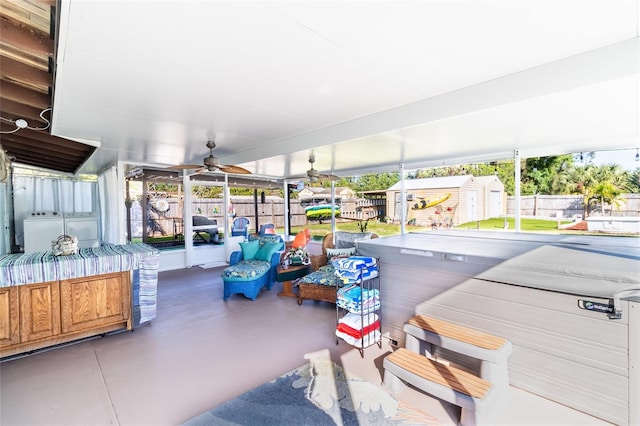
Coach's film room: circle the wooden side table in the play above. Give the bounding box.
[276,263,311,298]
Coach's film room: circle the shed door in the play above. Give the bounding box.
[393,192,403,223]
[466,190,478,222]
[489,190,502,218]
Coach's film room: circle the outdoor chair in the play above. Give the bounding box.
[259,223,275,235]
[192,216,219,243]
[297,231,378,305]
[231,217,251,238]
[222,234,284,301]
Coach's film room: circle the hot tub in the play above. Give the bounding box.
[586,215,640,233]
[357,231,639,425]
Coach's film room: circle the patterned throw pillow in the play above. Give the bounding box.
[326,247,356,262]
[334,232,373,249]
[257,234,283,246]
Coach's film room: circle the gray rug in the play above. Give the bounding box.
[183,350,442,425]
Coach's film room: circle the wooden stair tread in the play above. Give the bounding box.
[386,348,492,399]
[407,315,506,351]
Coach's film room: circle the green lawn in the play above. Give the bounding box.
[456,217,573,232]
[138,217,636,246]
[287,217,574,238]
[287,221,404,239]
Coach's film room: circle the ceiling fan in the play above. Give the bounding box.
[167,141,251,174]
[299,151,338,183]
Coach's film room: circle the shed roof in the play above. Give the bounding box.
[474,175,503,186]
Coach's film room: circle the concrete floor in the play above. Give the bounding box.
[0,263,611,425]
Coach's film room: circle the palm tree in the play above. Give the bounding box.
[567,165,598,218]
[591,164,629,215]
[592,181,625,215]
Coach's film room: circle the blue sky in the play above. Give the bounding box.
[587,149,639,171]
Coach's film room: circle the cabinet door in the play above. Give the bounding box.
[19,281,61,343]
[0,286,20,347]
[60,272,130,334]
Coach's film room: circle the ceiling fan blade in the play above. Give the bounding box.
[286,174,307,180]
[285,173,336,182]
[218,164,252,174]
[319,173,339,181]
[165,164,204,170]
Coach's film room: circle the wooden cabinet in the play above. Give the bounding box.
[19,281,61,343]
[0,287,20,346]
[60,272,130,334]
[0,271,131,358]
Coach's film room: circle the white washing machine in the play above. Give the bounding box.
[65,213,99,248]
[23,211,65,253]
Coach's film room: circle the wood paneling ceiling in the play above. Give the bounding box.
[0,0,95,174]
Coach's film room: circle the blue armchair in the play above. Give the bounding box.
[231,217,251,238]
[259,223,275,235]
[222,234,284,301]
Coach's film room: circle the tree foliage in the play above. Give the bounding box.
[333,172,400,193]
[332,154,638,217]
[144,153,639,218]
[521,154,574,195]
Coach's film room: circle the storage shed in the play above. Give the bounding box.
[386,175,504,227]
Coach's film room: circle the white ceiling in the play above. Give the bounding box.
[52,0,639,179]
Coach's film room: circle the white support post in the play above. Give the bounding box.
[223,174,233,262]
[514,150,521,232]
[183,170,193,267]
[116,160,127,244]
[283,180,290,241]
[400,164,406,235]
[331,180,336,232]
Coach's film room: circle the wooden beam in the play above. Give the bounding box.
[0,43,48,70]
[0,124,95,156]
[0,0,52,34]
[0,17,53,57]
[0,79,50,109]
[0,145,81,167]
[0,139,83,169]
[0,133,89,160]
[0,98,48,125]
[0,143,80,172]
[0,55,52,87]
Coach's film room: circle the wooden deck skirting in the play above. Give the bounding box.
[386,348,492,399]
[407,315,507,351]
